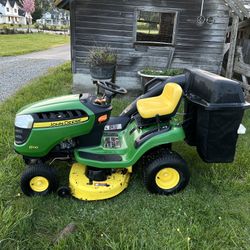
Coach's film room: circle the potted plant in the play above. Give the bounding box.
[86,46,117,80]
[138,68,184,86]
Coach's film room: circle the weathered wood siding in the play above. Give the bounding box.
[71,0,229,78]
[242,39,250,64]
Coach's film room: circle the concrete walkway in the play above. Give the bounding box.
[0,44,70,102]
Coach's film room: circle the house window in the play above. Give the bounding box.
[14,9,17,13]
[7,7,9,12]
[135,10,177,45]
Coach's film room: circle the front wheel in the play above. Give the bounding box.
[21,164,58,196]
[143,151,190,195]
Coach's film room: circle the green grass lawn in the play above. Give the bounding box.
[0,33,70,57]
[0,63,250,249]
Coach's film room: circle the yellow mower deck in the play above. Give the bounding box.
[69,163,131,201]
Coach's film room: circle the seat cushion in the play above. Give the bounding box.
[136,83,182,119]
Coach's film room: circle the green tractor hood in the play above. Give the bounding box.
[14,94,96,157]
[17,95,82,115]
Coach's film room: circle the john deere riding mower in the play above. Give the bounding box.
[14,69,250,200]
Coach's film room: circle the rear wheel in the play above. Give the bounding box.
[143,151,190,195]
[21,164,58,196]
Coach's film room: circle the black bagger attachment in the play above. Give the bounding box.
[183,68,250,163]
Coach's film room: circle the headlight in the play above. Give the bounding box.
[15,115,34,129]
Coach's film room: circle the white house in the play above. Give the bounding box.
[36,9,70,26]
[0,0,30,25]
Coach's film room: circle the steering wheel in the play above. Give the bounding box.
[96,81,127,95]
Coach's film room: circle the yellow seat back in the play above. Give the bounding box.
[162,83,183,109]
[136,83,183,119]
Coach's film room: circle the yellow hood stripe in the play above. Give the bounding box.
[33,117,88,128]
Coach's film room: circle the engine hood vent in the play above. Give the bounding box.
[32,110,86,122]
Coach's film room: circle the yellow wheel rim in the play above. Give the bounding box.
[30,176,49,192]
[155,168,180,190]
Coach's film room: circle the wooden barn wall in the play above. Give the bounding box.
[71,0,229,77]
[242,39,250,64]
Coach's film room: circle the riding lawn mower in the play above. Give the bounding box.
[14,68,250,200]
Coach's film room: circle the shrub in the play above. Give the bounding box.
[86,46,117,67]
[51,25,57,31]
[42,24,47,30]
[141,68,184,76]
[34,23,39,29]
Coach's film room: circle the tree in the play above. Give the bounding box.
[32,0,51,22]
[21,0,35,32]
[32,6,43,21]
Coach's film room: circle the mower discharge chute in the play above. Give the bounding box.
[14,69,250,201]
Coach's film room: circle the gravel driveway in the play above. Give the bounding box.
[0,44,70,102]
